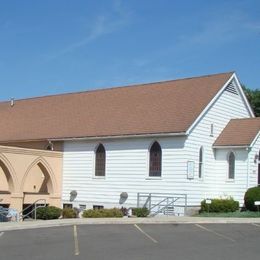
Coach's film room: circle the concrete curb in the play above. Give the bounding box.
[1,217,260,231]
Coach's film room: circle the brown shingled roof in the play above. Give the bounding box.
[214,118,260,147]
[0,72,233,142]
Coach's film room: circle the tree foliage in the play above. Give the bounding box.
[242,85,260,116]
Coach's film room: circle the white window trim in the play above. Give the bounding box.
[226,150,236,181]
[146,140,163,179]
[92,143,106,179]
[210,123,214,137]
[198,146,204,180]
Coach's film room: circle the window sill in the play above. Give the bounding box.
[145,177,162,180]
[92,176,106,180]
[226,179,235,183]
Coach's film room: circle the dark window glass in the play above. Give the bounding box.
[228,152,235,179]
[93,205,104,210]
[149,141,162,177]
[199,147,203,178]
[95,144,106,176]
[63,203,73,209]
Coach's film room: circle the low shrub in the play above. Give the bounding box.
[244,186,260,211]
[36,206,62,220]
[82,208,123,218]
[132,207,149,217]
[200,198,239,213]
[120,207,128,216]
[62,208,77,218]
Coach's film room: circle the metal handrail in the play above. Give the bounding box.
[149,197,179,211]
[137,192,187,216]
[150,199,176,216]
[19,199,47,221]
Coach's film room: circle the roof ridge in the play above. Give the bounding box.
[0,71,234,104]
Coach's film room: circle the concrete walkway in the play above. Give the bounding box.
[1,216,260,231]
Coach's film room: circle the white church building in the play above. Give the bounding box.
[0,72,259,215]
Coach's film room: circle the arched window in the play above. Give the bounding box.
[149,141,162,177]
[199,146,203,178]
[95,144,106,177]
[228,151,235,179]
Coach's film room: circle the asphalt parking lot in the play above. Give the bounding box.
[0,223,260,260]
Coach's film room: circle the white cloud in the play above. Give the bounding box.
[45,0,131,61]
[178,10,260,47]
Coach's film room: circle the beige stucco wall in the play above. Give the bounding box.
[0,167,9,191]
[0,145,63,212]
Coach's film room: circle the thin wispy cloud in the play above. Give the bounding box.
[45,0,131,62]
[133,9,260,69]
[180,10,260,47]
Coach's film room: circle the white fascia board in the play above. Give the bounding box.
[249,130,260,148]
[186,73,234,135]
[213,145,248,149]
[49,132,187,142]
[232,73,255,117]
[186,73,255,135]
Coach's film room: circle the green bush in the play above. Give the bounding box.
[62,208,77,218]
[36,206,62,220]
[82,208,123,218]
[244,186,260,211]
[132,207,149,217]
[200,198,239,213]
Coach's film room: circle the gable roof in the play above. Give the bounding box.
[0,72,233,142]
[214,117,260,147]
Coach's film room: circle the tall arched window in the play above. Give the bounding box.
[199,146,203,178]
[228,151,235,179]
[149,141,162,177]
[95,144,106,177]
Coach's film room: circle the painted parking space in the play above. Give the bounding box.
[0,224,260,260]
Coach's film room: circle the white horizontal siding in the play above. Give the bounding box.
[62,137,198,209]
[214,148,248,204]
[62,87,252,210]
[248,135,260,187]
[185,89,251,205]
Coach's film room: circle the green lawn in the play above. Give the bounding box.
[195,211,260,218]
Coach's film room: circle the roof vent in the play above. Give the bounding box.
[10,98,15,107]
[225,81,238,95]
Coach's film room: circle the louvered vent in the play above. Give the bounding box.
[225,81,238,95]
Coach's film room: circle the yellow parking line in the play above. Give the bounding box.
[73,225,80,256]
[195,224,235,242]
[134,224,158,243]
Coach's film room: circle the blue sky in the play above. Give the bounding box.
[0,0,259,101]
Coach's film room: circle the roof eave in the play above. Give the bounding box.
[186,73,255,136]
[213,145,249,149]
[249,130,260,148]
[186,73,235,135]
[49,131,187,142]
